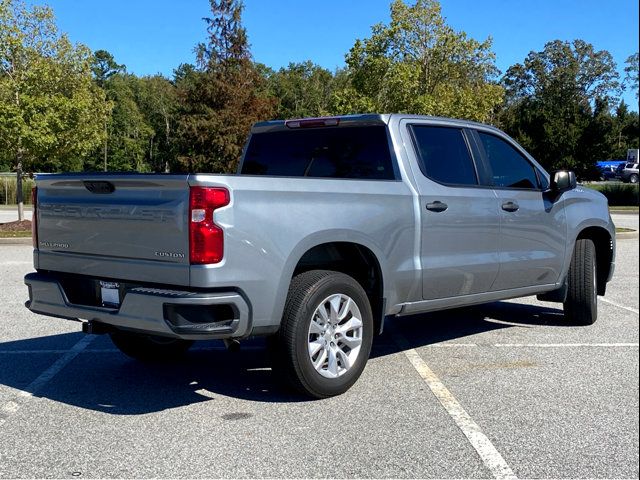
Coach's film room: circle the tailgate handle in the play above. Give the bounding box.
[84,181,115,194]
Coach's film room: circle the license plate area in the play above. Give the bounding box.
[99,281,121,308]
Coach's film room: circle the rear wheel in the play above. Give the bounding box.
[629,173,639,184]
[272,270,373,398]
[563,238,598,325]
[109,331,193,361]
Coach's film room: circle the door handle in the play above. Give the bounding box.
[426,201,448,212]
[501,201,519,212]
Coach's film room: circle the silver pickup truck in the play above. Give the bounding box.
[25,114,616,398]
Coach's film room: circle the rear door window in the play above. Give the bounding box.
[241,126,395,180]
[478,132,540,189]
[410,125,478,186]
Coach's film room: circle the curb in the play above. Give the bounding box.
[0,237,32,245]
[616,231,639,240]
[610,210,639,215]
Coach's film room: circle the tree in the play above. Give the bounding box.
[91,49,124,86]
[335,0,503,121]
[90,49,123,171]
[175,0,275,173]
[84,73,154,172]
[266,61,337,119]
[499,40,622,177]
[580,97,618,166]
[611,102,639,158]
[0,0,109,172]
[624,52,639,100]
[136,74,179,172]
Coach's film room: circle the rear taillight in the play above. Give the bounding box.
[31,187,37,248]
[189,186,230,264]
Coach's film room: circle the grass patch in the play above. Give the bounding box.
[0,230,31,238]
[585,183,639,206]
[0,205,32,210]
[609,206,639,212]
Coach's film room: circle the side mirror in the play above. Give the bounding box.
[551,170,577,193]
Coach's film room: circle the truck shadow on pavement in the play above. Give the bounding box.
[0,301,567,413]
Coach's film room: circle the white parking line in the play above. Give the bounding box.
[0,335,94,426]
[495,343,639,348]
[600,297,640,315]
[392,332,517,480]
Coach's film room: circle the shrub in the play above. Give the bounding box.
[584,183,639,206]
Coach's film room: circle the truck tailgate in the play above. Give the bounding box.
[35,174,191,285]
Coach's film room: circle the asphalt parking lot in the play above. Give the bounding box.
[0,218,638,478]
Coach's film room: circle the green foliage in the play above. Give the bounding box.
[336,0,503,121]
[87,73,155,172]
[610,103,640,158]
[624,52,639,100]
[0,0,109,172]
[86,52,179,173]
[91,49,124,86]
[499,40,630,179]
[585,183,639,206]
[265,61,338,119]
[136,75,179,172]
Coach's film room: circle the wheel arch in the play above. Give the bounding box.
[273,232,389,335]
[576,226,614,296]
[293,242,385,334]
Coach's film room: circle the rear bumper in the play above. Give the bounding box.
[24,272,251,340]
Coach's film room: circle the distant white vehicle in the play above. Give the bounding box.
[619,149,639,183]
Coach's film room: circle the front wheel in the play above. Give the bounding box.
[273,270,374,398]
[629,174,639,184]
[563,238,598,325]
[109,331,193,361]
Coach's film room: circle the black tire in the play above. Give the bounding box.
[563,238,598,325]
[272,270,374,399]
[109,331,193,361]
[629,174,639,184]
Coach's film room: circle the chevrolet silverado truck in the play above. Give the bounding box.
[24,114,616,398]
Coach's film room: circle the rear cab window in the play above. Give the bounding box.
[241,126,396,180]
[409,125,478,186]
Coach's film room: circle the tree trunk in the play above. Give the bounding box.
[103,119,108,171]
[16,160,24,222]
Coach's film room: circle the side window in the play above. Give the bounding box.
[478,132,540,189]
[410,126,477,185]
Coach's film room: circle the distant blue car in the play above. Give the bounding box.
[596,160,625,180]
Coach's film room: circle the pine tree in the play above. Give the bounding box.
[175,0,274,173]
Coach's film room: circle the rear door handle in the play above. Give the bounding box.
[426,201,448,212]
[501,201,519,212]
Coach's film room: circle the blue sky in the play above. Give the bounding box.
[44,0,639,108]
